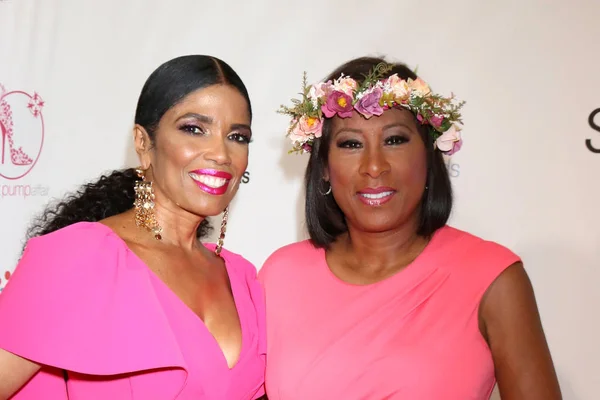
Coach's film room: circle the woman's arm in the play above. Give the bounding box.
[479,262,562,399]
[0,349,40,400]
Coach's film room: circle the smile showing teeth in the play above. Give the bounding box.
[189,173,228,188]
[359,191,394,199]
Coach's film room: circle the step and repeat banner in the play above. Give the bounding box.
[1,0,598,398]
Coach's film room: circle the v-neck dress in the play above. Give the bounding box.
[0,222,266,399]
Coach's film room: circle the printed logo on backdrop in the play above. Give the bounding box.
[586,108,600,153]
[0,83,49,199]
[241,171,250,183]
[445,158,460,178]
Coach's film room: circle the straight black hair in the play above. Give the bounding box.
[304,56,453,248]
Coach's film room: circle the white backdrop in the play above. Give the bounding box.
[1,0,599,398]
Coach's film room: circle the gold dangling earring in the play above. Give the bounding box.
[134,167,163,240]
[215,206,228,256]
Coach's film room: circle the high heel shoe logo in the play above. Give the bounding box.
[0,83,45,180]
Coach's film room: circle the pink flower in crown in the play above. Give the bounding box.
[289,116,323,142]
[322,91,354,118]
[308,82,328,101]
[407,77,431,96]
[446,137,463,155]
[435,124,462,153]
[332,76,358,96]
[430,115,444,129]
[288,119,309,143]
[299,115,323,138]
[354,87,384,119]
[386,74,410,101]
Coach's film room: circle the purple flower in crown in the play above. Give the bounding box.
[355,87,384,119]
[278,62,466,155]
[302,143,313,153]
[322,91,354,118]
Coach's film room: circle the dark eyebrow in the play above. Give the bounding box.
[382,122,415,132]
[334,122,417,137]
[175,113,213,123]
[333,127,363,136]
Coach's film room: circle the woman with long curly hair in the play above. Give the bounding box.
[0,55,265,400]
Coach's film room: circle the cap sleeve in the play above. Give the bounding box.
[467,239,522,298]
[0,222,187,379]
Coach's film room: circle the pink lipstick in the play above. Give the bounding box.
[357,186,396,206]
[189,169,232,196]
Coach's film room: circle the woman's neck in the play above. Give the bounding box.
[328,221,430,284]
[131,200,205,251]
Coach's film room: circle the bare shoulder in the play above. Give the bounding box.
[479,262,562,399]
[480,263,532,322]
[99,210,139,243]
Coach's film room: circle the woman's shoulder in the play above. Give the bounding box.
[10,222,128,295]
[0,221,192,379]
[437,226,522,292]
[21,221,123,267]
[27,221,118,250]
[266,240,320,264]
[258,240,321,283]
[439,225,519,261]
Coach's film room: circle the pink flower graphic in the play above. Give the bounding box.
[27,93,45,117]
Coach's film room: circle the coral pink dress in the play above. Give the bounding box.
[259,226,520,400]
[0,222,265,399]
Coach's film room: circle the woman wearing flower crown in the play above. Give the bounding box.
[259,57,561,399]
[0,56,266,399]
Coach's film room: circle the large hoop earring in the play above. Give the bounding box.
[134,167,163,240]
[215,206,228,256]
[319,181,332,196]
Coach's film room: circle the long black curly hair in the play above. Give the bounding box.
[25,55,252,241]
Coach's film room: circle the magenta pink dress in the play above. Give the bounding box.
[0,222,266,399]
[259,226,520,399]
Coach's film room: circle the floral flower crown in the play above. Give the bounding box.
[278,62,465,155]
